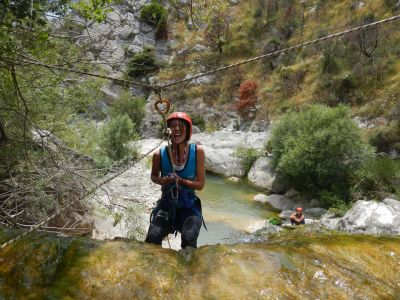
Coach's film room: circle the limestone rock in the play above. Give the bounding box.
[247,157,275,190]
[320,199,400,235]
[203,147,244,177]
[265,194,295,211]
[304,208,328,219]
[227,177,240,183]
[279,210,293,220]
[253,194,269,203]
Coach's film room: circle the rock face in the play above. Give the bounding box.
[247,157,275,189]
[2,230,400,299]
[320,198,400,235]
[191,131,270,177]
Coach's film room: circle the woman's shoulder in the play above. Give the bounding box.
[191,143,204,153]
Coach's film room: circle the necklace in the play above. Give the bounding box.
[171,143,188,168]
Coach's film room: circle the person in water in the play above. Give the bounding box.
[145,112,205,249]
[290,207,305,225]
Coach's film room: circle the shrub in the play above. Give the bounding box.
[369,123,400,153]
[140,1,168,39]
[110,91,145,132]
[100,115,138,161]
[236,80,258,119]
[234,146,262,175]
[350,157,400,200]
[191,114,205,131]
[127,47,158,77]
[270,104,373,200]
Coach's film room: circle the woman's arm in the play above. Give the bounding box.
[176,145,205,191]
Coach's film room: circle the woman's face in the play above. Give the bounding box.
[168,119,187,145]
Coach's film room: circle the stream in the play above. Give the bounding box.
[197,173,276,247]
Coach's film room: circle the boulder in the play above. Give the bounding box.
[247,157,275,190]
[190,131,270,177]
[279,210,293,220]
[227,176,240,183]
[304,208,328,219]
[253,194,269,203]
[320,199,400,235]
[203,146,244,177]
[265,194,295,211]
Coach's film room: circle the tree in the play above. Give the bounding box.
[204,11,231,53]
[235,80,258,119]
[270,104,373,200]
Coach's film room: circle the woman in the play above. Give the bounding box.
[145,112,205,249]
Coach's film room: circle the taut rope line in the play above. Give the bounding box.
[0,56,153,89]
[159,14,400,89]
[0,140,163,250]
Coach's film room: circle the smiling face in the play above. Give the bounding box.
[167,119,188,145]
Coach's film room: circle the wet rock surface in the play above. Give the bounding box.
[1,229,400,299]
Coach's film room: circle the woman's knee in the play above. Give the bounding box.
[145,224,164,245]
[181,215,202,248]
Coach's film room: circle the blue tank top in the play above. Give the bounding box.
[160,143,202,216]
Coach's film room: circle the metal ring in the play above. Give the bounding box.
[154,98,171,115]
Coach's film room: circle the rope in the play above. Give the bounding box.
[158,14,400,89]
[2,14,400,250]
[2,14,399,92]
[0,139,163,250]
[0,56,153,89]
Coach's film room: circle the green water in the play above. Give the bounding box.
[196,174,276,246]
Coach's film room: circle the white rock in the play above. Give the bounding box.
[247,157,275,190]
[253,194,269,203]
[203,146,244,177]
[128,44,144,54]
[227,176,240,183]
[320,199,400,235]
[265,194,295,211]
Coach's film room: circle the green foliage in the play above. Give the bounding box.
[270,104,373,197]
[321,49,339,74]
[140,1,168,38]
[191,114,205,131]
[127,47,158,77]
[369,123,400,153]
[100,115,138,161]
[234,147,262,175]
[350,157,400,201]
[71,0,113,22]
[268,217,282,226]
[110,91,145,132]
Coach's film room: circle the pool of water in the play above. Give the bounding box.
[196,173,276,247]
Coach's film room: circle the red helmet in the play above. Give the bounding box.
[166,112,192,141]
[296,207,303,212]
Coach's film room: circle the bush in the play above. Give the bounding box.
[191,114,205,131]
[127,47,158,77]
[350,157,400,200]
[110,91,145,132]
[100,115,138,161]
[270,104,373,200]
[140,1,168,39]
[369,123,400,153]
[236,80,258,119]
[234,146,262,175]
